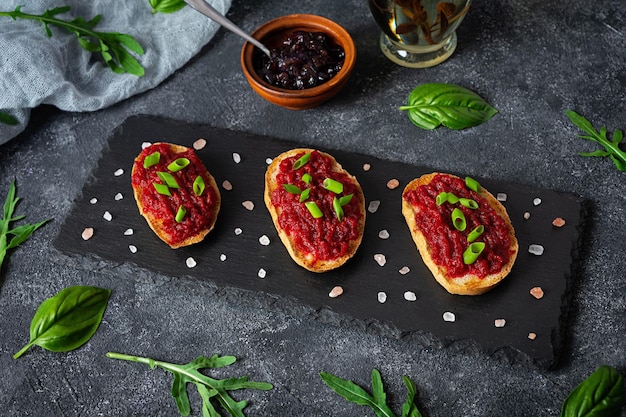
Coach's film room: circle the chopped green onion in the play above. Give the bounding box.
[463,242,485,264]
[338,193,353,206]
[305,201,323,218]
[157,171,179,189]
[467,225,485,243]
[153,182,172,196]
[299,188,311,202]
[333,197,344,221]
[465,176,481,193]
[292,153,311,170]
[459,198,478,209]
[451,208,466,231]
[175,205,186,223]
[302,173,312,184]
[283,184,302,194]
[167,158,190,172]
[436,192,448,206]
[446,192,460,204]
[193,176,205,196]
[323,178,344,194]
[143,151,160,168]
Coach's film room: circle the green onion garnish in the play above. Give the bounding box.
[143,151,160,168]
[283,184,302,194]
[157,171,179,189]
[299,188,311,202]
[333,197,344,221]
[167,158,190,172]
[193,176,205,196]
[323,178,344,194]
[175,205,186,223]
[451,208,466,231]
[436,192,448,206]
[305,201,323,218]
[467,225,485,243]
[292,153,311,170]
[463,242,485,264]
[302,173,312,184]
[446,192,460,204]
[153,182,172,196]
[338,194,353,206]
[459,198,478,209]
[465,176,481,193]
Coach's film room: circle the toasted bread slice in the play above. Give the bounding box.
[402,172,518,295]
[264,148,365,272]
[131,142,220,249]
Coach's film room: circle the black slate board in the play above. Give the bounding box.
[54,115,586,369]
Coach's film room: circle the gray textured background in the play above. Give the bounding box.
[1,0,625,416]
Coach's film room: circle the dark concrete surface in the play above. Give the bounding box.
[1,0,625,416]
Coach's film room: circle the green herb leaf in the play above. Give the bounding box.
[13,286,111,359]
[0,111,19,126]
[107,352,273,417]
[283,184,302,194]
[401,376,423,417]
[320,370,396,417]
[399,83,498,130]
[1,180,50,270]
[0,6,145,76]
[149,0,186,14]
[566,110,626,172]
[561,365,624,417]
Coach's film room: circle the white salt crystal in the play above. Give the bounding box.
[404,291,417,301]
[374,253,386,266]
[265,158,273,165]
[103,211,112,221]
[193,138,206,150]
[329,286,343,298]
[222,180,233,191]
[124,228,134,236]
[259,235,270,246]
[219,254,227,261]
[114,168,124,177]
[90,198,98,204]
[378,229,390,239]
[377,291,387,303]
[114,192,123,201]
[232,152,241,163]
[533,198,542,206]
[523,212,531,220]
[242,201,254,211]
[528,244,544,255]
[141,142,152,149]
[443,312,456,322]
[363,163,371,171]
[234,227,243,235]
[399,266,411,275]
[129,245,137,253]
[497,193,507,202]
[368,200,381,213]
[258,268,267,278]
[186,257,197,268]
[494,318,506,328]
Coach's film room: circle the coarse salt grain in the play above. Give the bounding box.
[368,200,381,213]
[497,193,507,202]
[129,245,137,253]
[115,193,123,201]
[528,244,544,255]
[90,198,98,204]
[443,312,456,322]
[387,179,400,189]
[193,138,207,150]
[374,253,386,266]
[222,180,233,191]
[141,142,152,149]
[528,333,537,340]
[494,318,506,328]
[220,254,227,261]
[329,286,343,298]
[259,235,270,246]
[530,286,544,299]
[533,198,542,206]
[399,266,410,275]
[124,228,134,236]
[258,268,266,278]
[377,292,387,303]
[81,227,94,240]
[242,201,254,211]
[186,257,197,268]
[234,227,243,235]
[404,291,417,301]
[114,168,124,177]
[363,163,371,172]
[523,212,531,220]
[232,152,241,163]
[378,229,390,239]
[103,211,112,221]
[552,217,566,227]
[265,158,273,165]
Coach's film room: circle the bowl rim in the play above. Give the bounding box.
[240,13,356,99]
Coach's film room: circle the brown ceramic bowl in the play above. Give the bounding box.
[240,14,356,110]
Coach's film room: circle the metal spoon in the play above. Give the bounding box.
[183,0,271,57]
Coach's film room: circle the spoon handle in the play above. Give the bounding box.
[183,0,271,57]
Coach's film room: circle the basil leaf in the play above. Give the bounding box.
[13,286,111,359]
[561,365,625,417]
[399,83,498,130]
[149,0,186,14]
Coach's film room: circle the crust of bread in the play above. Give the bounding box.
[264,148,365,272]
[401,172,518,295]
[131,142,221,249]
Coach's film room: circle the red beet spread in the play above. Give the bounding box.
[403,174,513,278]
[132,143,218,246]
[271,150,363,261]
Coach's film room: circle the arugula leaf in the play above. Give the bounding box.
[0,111,19,126]
[13,286,111,359]
[0,180,49,271]
[149,0,187,14]
[561,365,624,417]
[566,110,626,172]
[320,369,423,417]
[0,6,145,76]
[107,352,273,417]
[399,83,498,130]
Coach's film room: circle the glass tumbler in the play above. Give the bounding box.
[368,0,472,68]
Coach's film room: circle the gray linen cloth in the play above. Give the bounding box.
[0,0,231,145]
